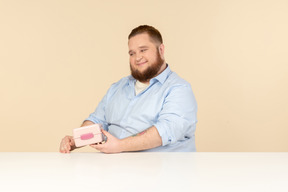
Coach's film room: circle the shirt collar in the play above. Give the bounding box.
[128,64,171,86]
[152,64,171,85]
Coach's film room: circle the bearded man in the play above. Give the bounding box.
[60,25,198,153]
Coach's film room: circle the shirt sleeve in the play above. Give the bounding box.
[84,77,128,131]
[84,92,109,130]
[83,81,118,132]
[153,84,198,146]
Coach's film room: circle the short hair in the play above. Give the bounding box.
[128,25,163,45]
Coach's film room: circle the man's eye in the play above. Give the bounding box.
[129,53,134,56]
[140,49,147,52]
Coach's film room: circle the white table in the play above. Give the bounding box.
[0,152,287,192]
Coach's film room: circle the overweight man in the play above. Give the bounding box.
[59,25,197,153]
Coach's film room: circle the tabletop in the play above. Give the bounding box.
[0,152,287,192]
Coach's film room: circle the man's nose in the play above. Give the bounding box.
[136,53,143,62]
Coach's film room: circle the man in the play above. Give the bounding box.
[59,25,197,153]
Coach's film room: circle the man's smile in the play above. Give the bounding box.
[136,61,148,66]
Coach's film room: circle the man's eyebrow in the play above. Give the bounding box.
[139,46,149,49]
[128,46,149,54]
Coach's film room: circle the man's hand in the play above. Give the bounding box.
[90,130,123,154]
[59,135,76,153]
[59,121,95,153]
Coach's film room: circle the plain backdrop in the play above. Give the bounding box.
[0,0,287,152]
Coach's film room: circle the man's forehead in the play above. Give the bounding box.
[129,33,154,44]
[128,34,156,50]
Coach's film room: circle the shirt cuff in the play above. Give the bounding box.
[153,123,172,146]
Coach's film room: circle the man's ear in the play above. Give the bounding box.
[158,44,165,60]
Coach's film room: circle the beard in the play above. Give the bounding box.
[130,51,164,82]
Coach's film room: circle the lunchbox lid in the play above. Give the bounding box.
[73,124,102,139]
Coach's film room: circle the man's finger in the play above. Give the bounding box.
[60,139,67,153]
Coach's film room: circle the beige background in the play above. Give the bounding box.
[0,0,287,152]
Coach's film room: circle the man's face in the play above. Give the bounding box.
[128,33,165,82]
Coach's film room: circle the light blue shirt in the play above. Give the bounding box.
[85,65,198,152]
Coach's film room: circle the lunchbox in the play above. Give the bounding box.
[73,124,104,147]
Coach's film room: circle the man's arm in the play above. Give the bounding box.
[90,126,162,153]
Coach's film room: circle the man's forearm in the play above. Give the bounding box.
[119,126,162,152]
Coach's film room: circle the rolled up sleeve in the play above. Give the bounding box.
[154,84,197,146]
